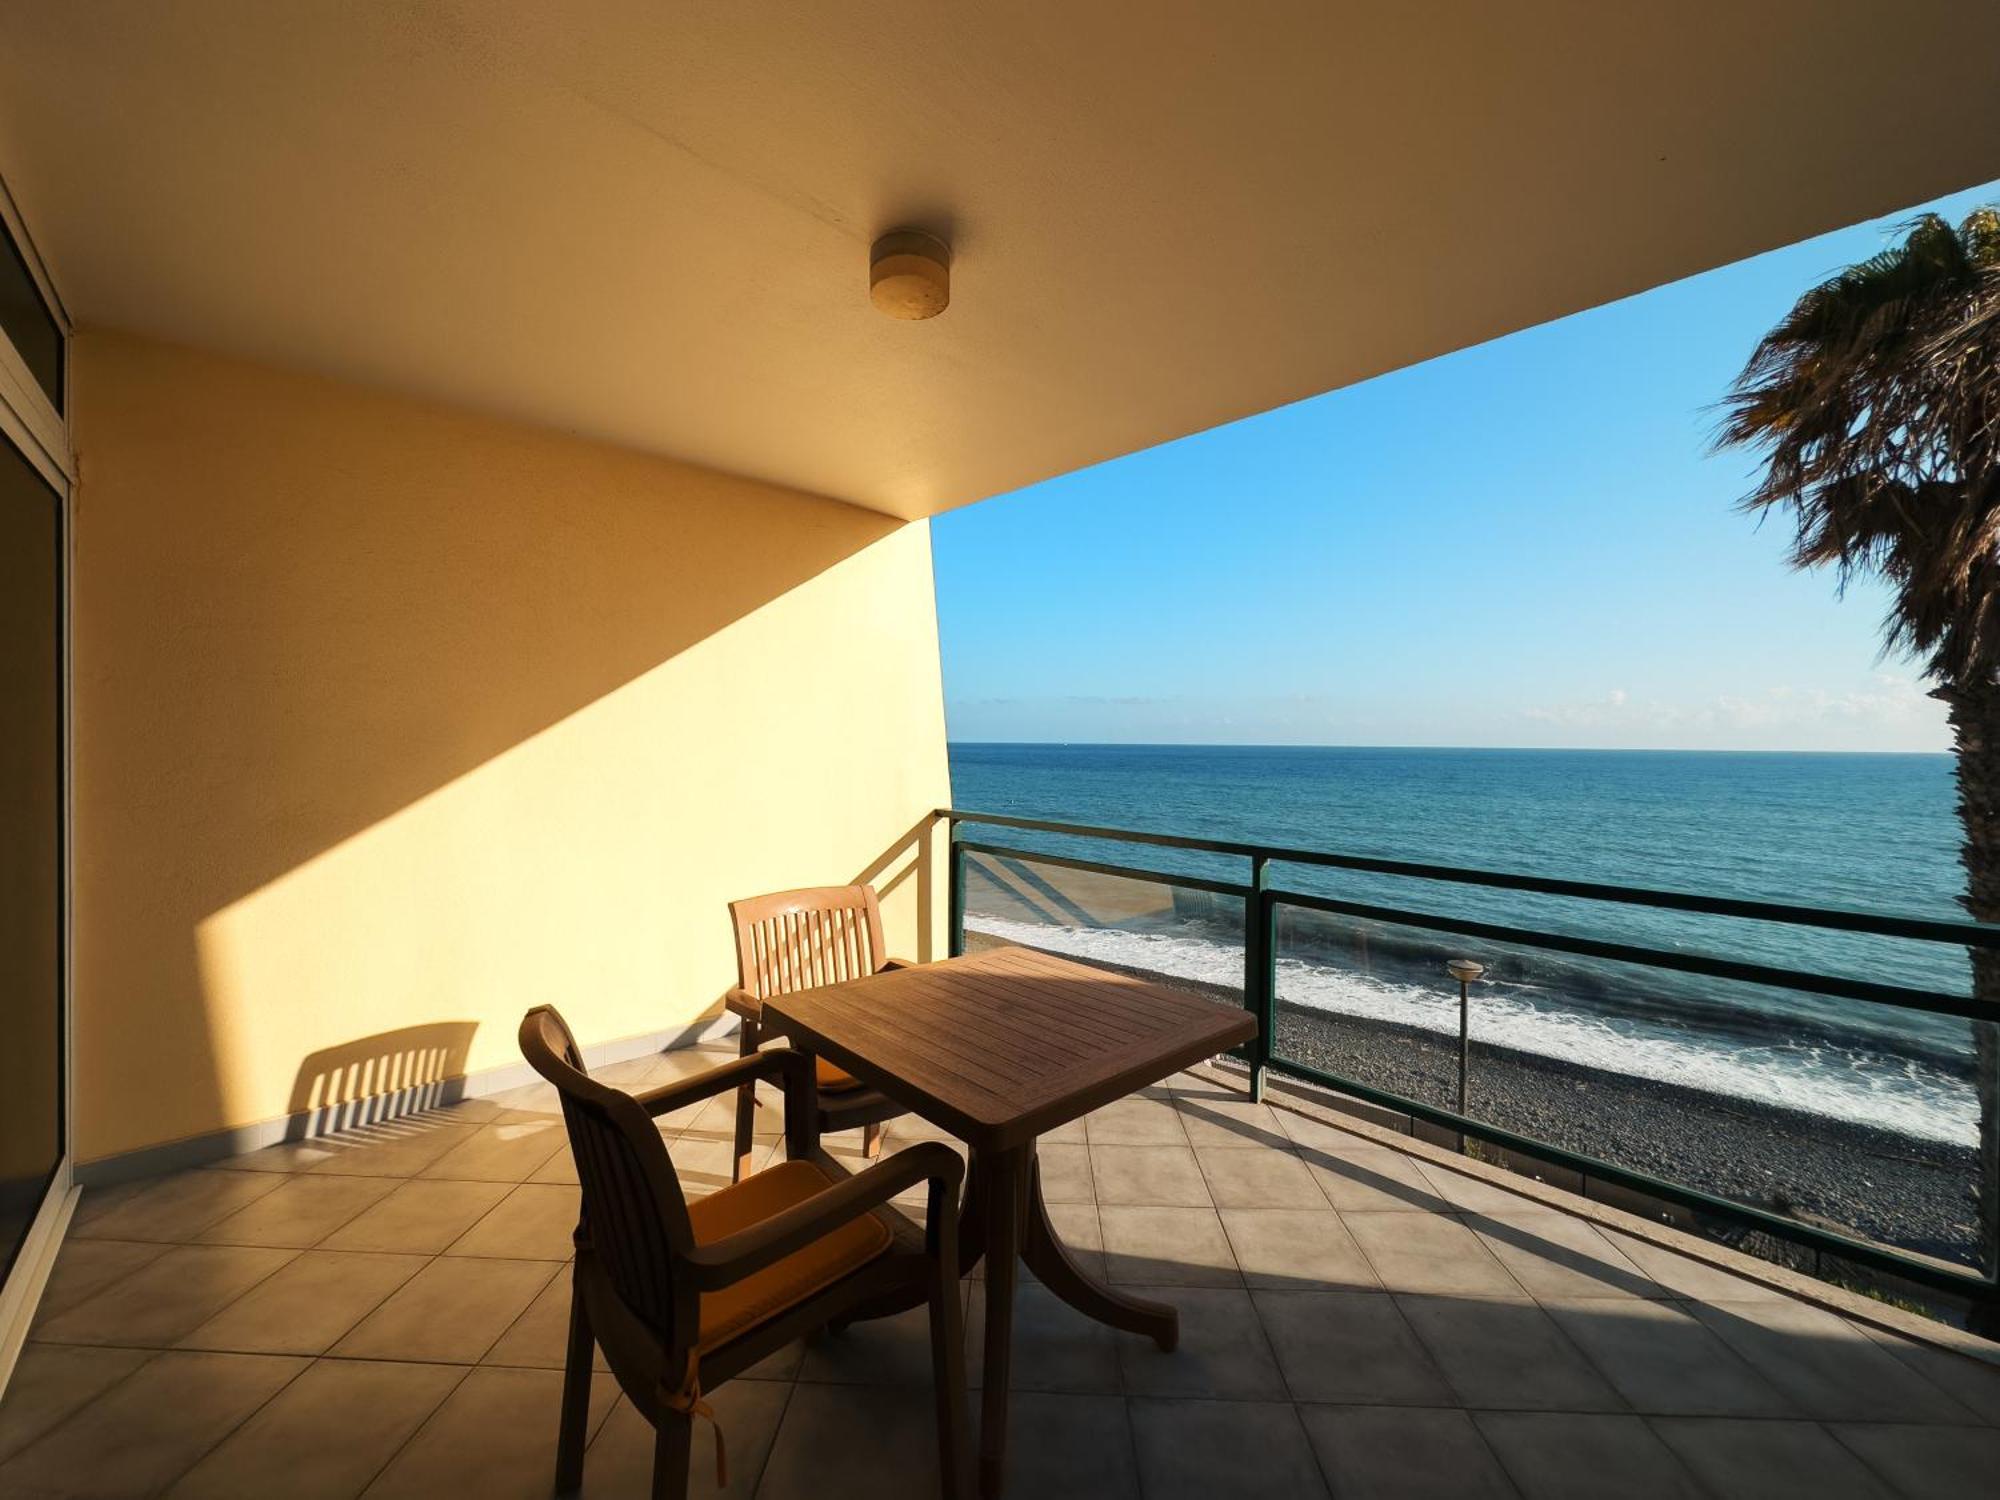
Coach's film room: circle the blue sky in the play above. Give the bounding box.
[932,178,2000,752]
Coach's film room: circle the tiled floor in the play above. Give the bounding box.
[4,1042,1999,1498]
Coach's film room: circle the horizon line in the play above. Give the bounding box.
[944,739,1952,756]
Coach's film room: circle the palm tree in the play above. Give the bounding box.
[1719,207,2000,1317]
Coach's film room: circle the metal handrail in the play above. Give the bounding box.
[938,806,2000,948]
[940,805,2000,1316]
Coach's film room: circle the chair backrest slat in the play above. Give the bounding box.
[730,884,889,1002]
[517,1007,695,1353]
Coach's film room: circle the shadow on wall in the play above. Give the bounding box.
[852,812,947,965]
[73,331,945,1162]
[284,1021,480,1140]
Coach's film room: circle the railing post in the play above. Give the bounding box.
[1447,959,1484,1154]
[1980,1016,1999,1337]
[948,823,966,958]
[1246,856,1271,1101]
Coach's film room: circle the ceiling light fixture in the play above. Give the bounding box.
[870,229,951,320]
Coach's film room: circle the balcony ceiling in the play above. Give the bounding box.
[2,2,1998,520]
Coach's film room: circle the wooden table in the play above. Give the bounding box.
[761,944,1258,1498]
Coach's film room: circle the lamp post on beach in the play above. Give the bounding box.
[1446,959,1484,1150]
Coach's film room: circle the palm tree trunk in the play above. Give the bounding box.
[1938,682,2000,1328]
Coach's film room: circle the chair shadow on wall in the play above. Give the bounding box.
[282,1021,480,1140]
[273,816,944,1140]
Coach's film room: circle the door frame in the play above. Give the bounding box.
[0,169,75,1398]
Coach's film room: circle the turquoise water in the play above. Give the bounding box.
[948,743,1977,1143]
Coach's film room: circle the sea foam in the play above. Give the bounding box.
[967,914,1979,1146]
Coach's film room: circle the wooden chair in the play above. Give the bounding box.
[518,1005,970,1500]
[727,884,912,1181]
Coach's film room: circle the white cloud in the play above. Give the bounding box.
[1518,674,1948,749]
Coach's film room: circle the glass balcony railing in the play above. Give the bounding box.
[942,807,2000,1323]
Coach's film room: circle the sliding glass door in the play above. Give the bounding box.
[0,181,69,1386]
[0,426,62,1285]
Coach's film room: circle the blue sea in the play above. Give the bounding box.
[948,743,1977,1146]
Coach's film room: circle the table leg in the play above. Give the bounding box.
[957,1150,988,1279]
[977,1146,1026,1500]
[1022,1151,1178,1352]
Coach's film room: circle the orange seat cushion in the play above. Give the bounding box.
[686,1158,892,1351]
[815,1056,867,1093]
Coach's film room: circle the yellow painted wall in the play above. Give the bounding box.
[70,330,951,1164]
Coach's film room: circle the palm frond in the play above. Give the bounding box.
[1718,209,2000,683]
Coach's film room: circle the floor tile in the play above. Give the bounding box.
[755,1380,944,1500]
[416,1119,567,1183]
[71,1170,285,1244]
[0,1345,152,1463]
[1299,1405,1514,1499]
[35,1244,299,1348]
[1175,1096,1291,1151]
[1296,1140,1456,1213]
[1690,1300,1976,1423]
[195,1174,401,1249]
[883,1111,960,1146]
[1651,1416,1896,1499]
[528,1147,581,1185]
[1090,1146,1211,1207]
[319,1178,513,1254]
[1195,1145,1325,1208]
[1544,1297,1792,1416]
[1468,1209,1661,1300]
[177,1249,428,1355]
[580,1381,791,1498]
[1035,1143,1094,1203]
[1851,1324,2000,1424]
[1098,1206,1239,1287]
[1476,1411,1706,1498]
[309,1121,479,1179]
[1343,1211,1523,1296]
[983,1391,1136,1499]
[1831,1421,2000,1499]
[445,1183,580,1261]
[1274,1108,1390,1156]
[1397,1294,1624,1411]
[1221,1208,1378,1290]
[1414,1160,1549,1214]
[1599,1230,1789,1303]
[1127,1398,1329,1500]
[967,1281,1119,1393]
[361,1365,615,1500]
[1114,1286,1286,1398]
[680,1090,785,1148]
[1037,1202,1106,1281]
[29,1238,171,1324]
[167,1358,465,1499]
[1084,1099,1188,1147]
[482,1271,610,1371]
[64,1176,158,1231]
[203,1139,342,1174]
[0,1350,306,1499]
[668,1134,776,1198]
[333,1256,559,1364]
[1252,1289,1453,1405]
[799,1299,954,1388]
[1037,1113,1087,1145]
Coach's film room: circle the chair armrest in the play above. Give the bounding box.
[680,1141,964,1290]
[724,986,763,1020]
[879,957,920,971]
[630,1047,808,1119]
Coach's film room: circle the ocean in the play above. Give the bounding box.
[947,743,1979,1147]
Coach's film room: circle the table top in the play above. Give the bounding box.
[760,945,1258,1153]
